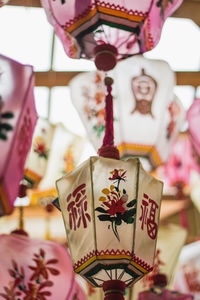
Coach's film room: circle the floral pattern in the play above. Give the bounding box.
[0,248,60,300]
[0,96,14,141]
[82,73,106,138]
[95,168,136,241]
[33,130,48,160]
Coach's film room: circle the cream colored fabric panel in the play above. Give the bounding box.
[56,158,95,266]
[134,161,163,266]
[92,156,138,251]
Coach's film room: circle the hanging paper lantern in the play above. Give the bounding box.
[24,118,53,188]
[173,240,200,299]
[187,99,200,165]
[0,232,86,300]
[0,54,37,216]
[70,56,184,170]
[28,123,84,205]
[41,0,182,70]
[158,132,200,196]
[56,156,163,296]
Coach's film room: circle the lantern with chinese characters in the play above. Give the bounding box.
[41,0,182,71]
[26,122,84,205]
[0,232,86,300]
[173,240,200,299]
[0,54,37,216]
[56,156,163,298]
[70,56,184,170]
[187,99,200,165]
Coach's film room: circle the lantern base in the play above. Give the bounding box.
[93,44,118,71]
[103,280,125,300]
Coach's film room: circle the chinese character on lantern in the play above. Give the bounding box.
[139,193,159,240]
[67,183,91,231]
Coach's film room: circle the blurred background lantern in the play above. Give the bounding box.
[0,54,37,217]
[0,231,86,300]
[187,99,200,165]
[41,0,182,70]
[25,121,85,206]
[70,56,184,170]
[173,240,200,300]
[24,118,53,189]
[158,132,200,198]
[56,155,163,299]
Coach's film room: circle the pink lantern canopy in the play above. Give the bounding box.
[187,99,200,163]
[70,56,184,170]
[0,232,86,300]
[41,0,182,66]
[0,55,37,216]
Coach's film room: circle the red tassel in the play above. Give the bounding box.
[98,76,120,160]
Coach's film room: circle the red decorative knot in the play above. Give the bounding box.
[45,203,54,213]
[98,145,120,160]
[11,229,29,237]
[103,280,125,300]
[18,183,28,198]
[93,44,118,71]
[152,273,167,288]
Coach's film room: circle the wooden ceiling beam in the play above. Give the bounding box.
[7,0,200,26]
[34,71,200,87]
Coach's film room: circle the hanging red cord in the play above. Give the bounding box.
[98,76,120,160]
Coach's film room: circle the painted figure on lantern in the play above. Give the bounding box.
[67,183,91,231]
[131,68,157,116]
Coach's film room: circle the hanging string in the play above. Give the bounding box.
[103,76,114,147]
[98,76,120,160]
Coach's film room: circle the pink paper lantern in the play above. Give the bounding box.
[161,133,200,191]
[0,55,37,216]
[187,99,200,162]
[0,232,86,300]
[41,0,182,64]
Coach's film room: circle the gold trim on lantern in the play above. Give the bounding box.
[117,143,162,167]
[75,254,149,274]
[66,7,145,33]
[24,168,42,187]
[30,188,58,206]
